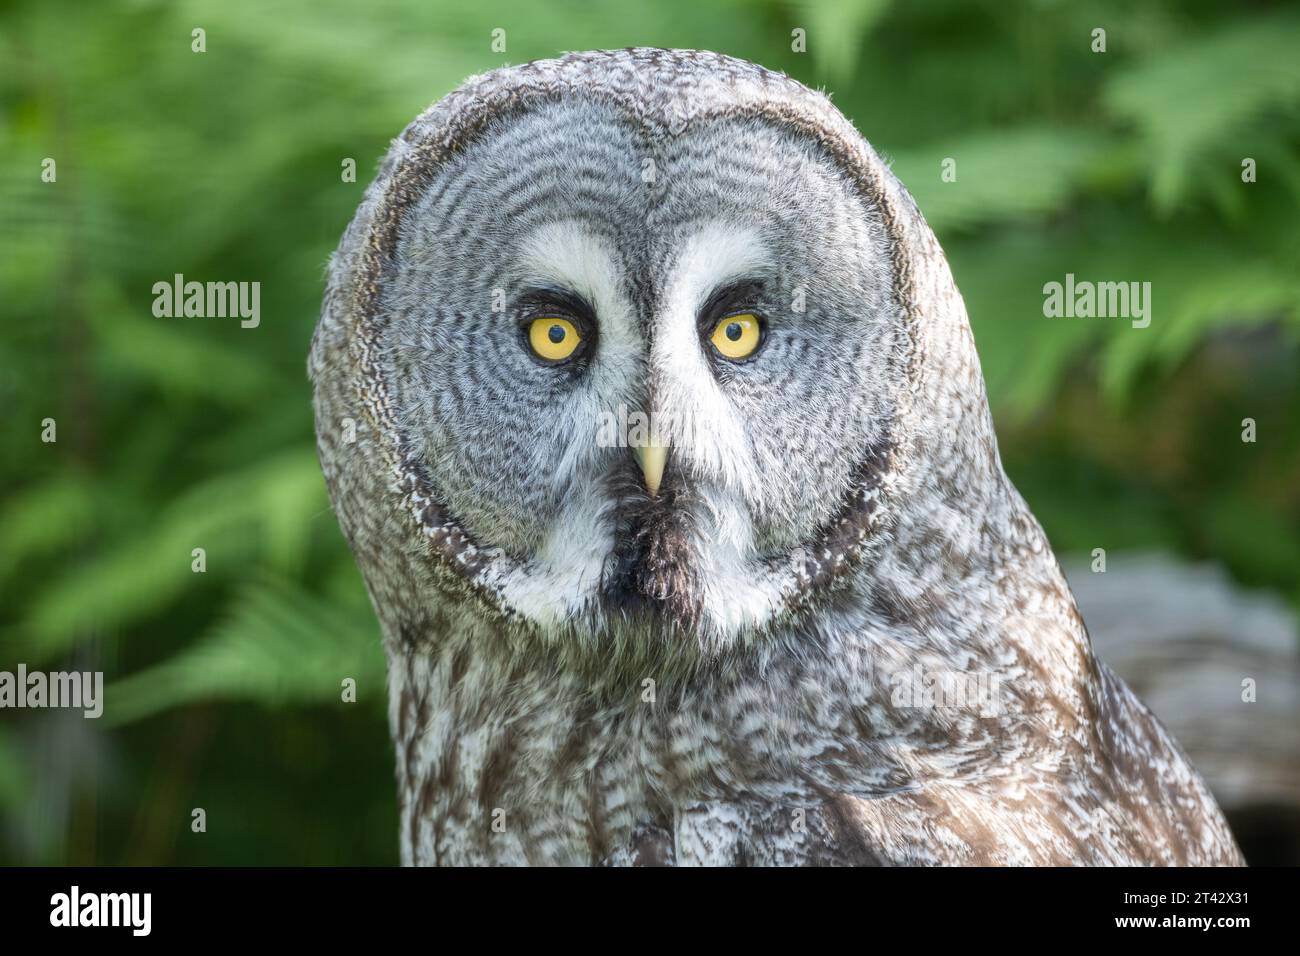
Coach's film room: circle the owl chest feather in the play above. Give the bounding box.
[385,612,1242,867]
[389,636,667,866]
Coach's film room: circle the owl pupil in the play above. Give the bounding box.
[547,324,566,344]
[725,322,743,341]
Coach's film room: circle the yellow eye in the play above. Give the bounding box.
[709,313,761,360]
[528,317,582,361]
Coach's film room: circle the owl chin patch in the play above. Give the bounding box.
[599,467,704,628]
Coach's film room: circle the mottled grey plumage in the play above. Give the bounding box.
[310,48,1243,865]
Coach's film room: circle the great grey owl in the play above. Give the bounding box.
[310,48,1243,865]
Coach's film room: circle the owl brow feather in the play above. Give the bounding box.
[695,277,767,331]
[516,284,598,324]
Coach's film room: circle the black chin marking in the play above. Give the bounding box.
[600,459,701,626]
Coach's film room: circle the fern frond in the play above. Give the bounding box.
[102,579,384,726]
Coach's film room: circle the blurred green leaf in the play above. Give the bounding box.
[1105,12,1300,212]
[0,726,31,815]
[890,126,1114,232]
[20,450,328,661]
[102,579,384,726]
[798,0,891,86]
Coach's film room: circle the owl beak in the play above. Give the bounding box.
[632,439,669,497]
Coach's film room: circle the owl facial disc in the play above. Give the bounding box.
[317,49,913,649]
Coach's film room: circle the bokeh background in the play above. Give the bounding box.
[2,0,1298,865]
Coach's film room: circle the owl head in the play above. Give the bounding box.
[312,50,1005,656]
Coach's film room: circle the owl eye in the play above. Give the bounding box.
[527,317,582,362]
[709,313,762,360]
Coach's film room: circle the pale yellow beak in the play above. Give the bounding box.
[632,439,669,497]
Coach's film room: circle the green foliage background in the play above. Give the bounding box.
[2,0,1297,864]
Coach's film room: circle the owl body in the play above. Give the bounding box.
[385,591,1233,866]
[312,49,1242,865]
